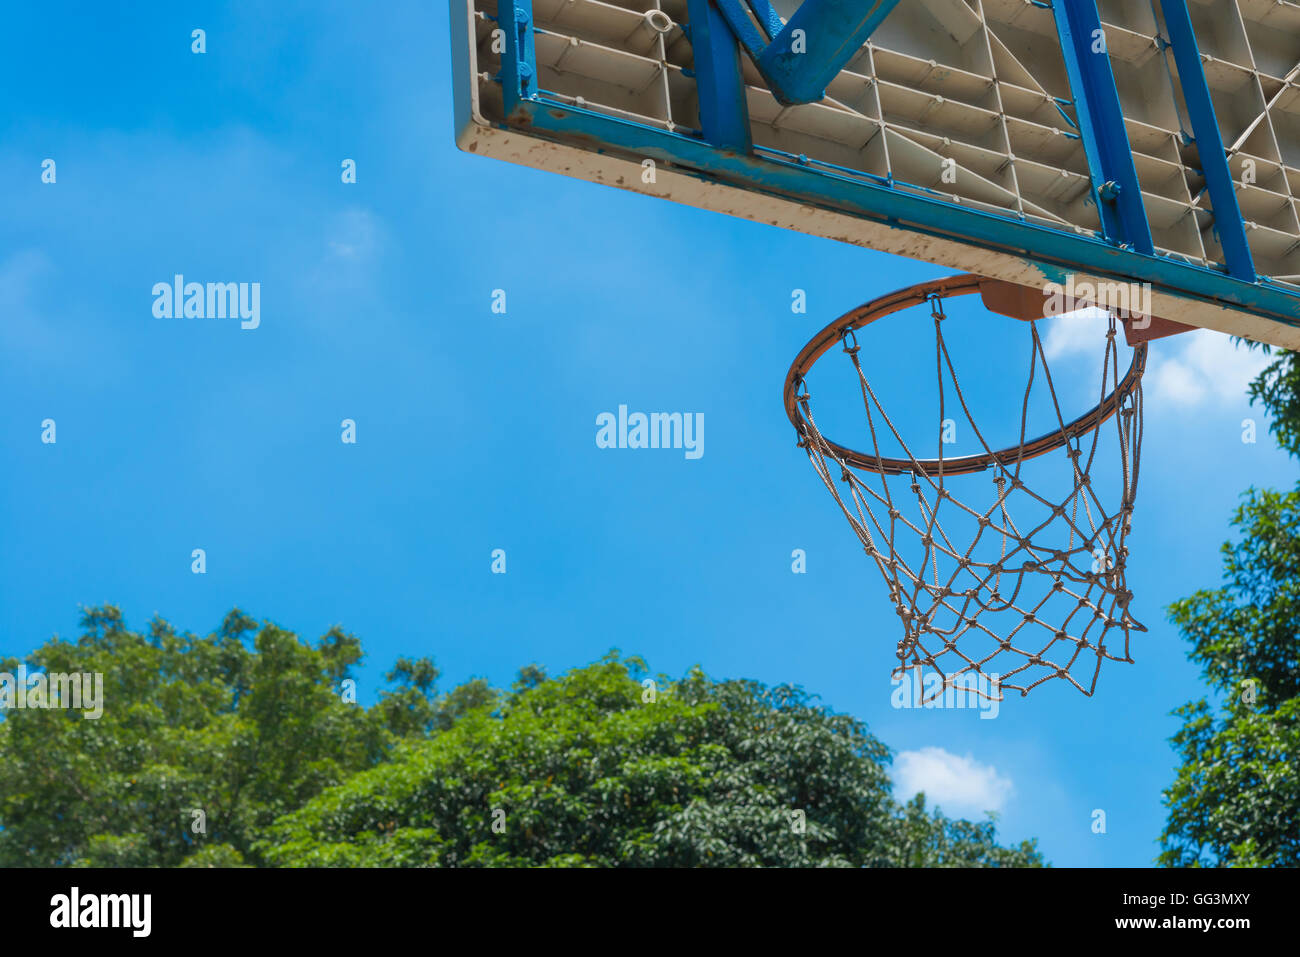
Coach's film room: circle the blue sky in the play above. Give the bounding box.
[2,0,1295,867]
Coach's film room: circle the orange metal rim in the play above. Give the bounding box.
[783,275,1148,477]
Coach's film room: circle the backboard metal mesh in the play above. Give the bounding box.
[465,0,1300,284]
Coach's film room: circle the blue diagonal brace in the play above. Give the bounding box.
[713,0,771,61]
[1052,0,1154,254]
[1161,0,1257,282]
[747,0,785,41]
[757,0,902,105]
[687,0,752,151]
[499,0,538,115]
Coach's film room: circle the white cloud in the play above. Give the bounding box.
[1148,350,1203,405]
[1146,328,1272,408]
[1041,307,1110,360]
[324,207,381,262]
[0,249,54,351]
[0,248,125,383]
[305,207,387,311]
[1039,310,1271,411]
[893,746,1013,815]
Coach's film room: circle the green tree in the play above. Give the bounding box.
[0,606,435,867]
[1161,489,1300,866]
[1246,347,1300,458]
[1160,344,1300,867]
[1,610,1041,867]
[261,655,1043,867]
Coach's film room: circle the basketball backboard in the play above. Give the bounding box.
[451,0,1300,349]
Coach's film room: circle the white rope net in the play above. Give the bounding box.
[793,299,1145,701]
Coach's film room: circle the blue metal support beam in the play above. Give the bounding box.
[757,0,902,105]
[1051,0,1154,254]
[499,0,538,115]
[498,93,1300,328]
[687,0,752,152]
[1160,0,1257,282]
[712,0,770,62]
[747,0,785,41]
[712,0,900,105]
[479,0,1291,327]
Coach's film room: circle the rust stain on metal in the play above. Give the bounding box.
[1122,314,1196,346]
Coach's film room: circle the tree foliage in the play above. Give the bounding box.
[262,655,1043,867]
[0,607,438,866]
[1159,345,1300,867]
[0,609,1041,867]
[1162,490,1300,866]
[1245,346,1300,458]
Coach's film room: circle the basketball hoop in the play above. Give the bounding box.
[784,275,1146,700]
